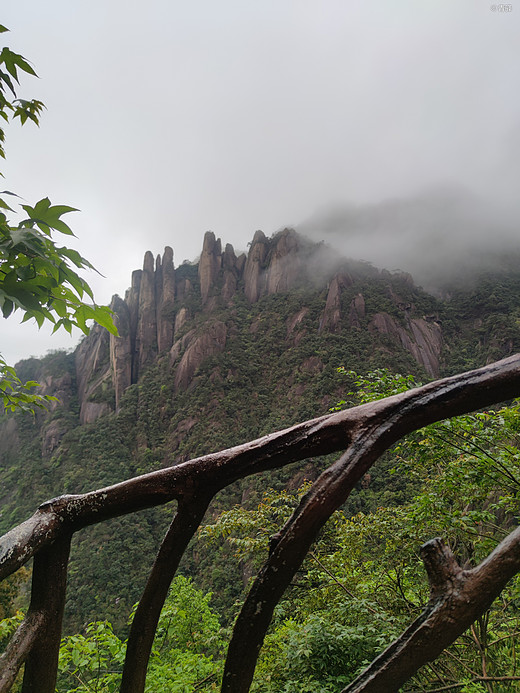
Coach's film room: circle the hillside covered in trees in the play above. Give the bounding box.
[2,228,520,691]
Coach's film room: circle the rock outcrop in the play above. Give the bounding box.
[266,229,301,294]
[72,229,445,422]
[156,246,175,352]
[135,251,158,374]
[244,230,268,303]
[349,293,366,328]
[319,273,354,332]
[76,324,112,424]
[110,295,133,411]
[221,244,240,303]
[173,321,228,391]
[199,232,222,306]
[369,312,442,377]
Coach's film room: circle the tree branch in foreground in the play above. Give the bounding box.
[2,355,520,585]
[342,530,520,693]
[0,537,71,693]
[0,612,43,693]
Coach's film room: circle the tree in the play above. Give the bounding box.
[0,24,115,412]
[1,355,520,692]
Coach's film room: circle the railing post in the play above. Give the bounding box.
[120,496,211,693]
[21,535,71,693]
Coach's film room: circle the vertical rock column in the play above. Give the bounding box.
[222,243,239,303]
[110,295,133,410]
[135,251,158,375]
[319,273,354,332]
[156,246,176,353]
[266,228,301,294]
[199,231,222,306]
[127,270,142,383]
[243,230,268,303]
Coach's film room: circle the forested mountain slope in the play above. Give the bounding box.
[1,228,520,632]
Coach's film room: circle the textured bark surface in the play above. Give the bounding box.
[0,611,43,693]
[21,536,71,693]
[342,531,520,692]
[120,496,211,693]
[1,355,520,692]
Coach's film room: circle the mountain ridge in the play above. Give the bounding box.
[74,228,449,425]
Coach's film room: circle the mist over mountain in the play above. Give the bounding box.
[298,185,520,292]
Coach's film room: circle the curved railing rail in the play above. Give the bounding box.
[2,354,520,693]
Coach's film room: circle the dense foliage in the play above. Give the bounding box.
[2,261,520,632]
[56,576,225,693]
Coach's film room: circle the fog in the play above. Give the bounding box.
[298,184,520,291]
[1,1,519,363]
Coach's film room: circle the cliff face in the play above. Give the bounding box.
[76,228,337,421]
[73,227,486,423]
[368,312,442,377]
[76,324,112,424]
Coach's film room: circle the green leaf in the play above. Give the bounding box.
[50,297,67,318]
[0,197,14,211]
[1,297,13,318]
[10,51,38,78]
[90,306,117,335]
[5,285,43,313]
[0,69,16,96]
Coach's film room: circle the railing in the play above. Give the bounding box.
[2,355,520,693]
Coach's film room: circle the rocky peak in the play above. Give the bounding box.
[110,295,132,411]
[199,231,222,306]
[222,243,239,302]
[76,230,346,422]
[243,230,268,303]
[319,273,354,332]
[77,246,180,414]
[72,228,447,423]
[156,246,175,353]
[135,251,158,374]
[266,228,301,294]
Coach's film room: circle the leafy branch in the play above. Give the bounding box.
[0,25,116,412]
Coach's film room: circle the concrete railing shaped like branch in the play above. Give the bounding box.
[2,355,520,692]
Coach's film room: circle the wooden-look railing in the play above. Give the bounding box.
[2,355,520,693]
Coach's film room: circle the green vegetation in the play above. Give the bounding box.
[199,371,520,691]
[3,369,519,690]
[0,25,115,412]
[57,576,225,692]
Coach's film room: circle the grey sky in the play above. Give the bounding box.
[2,1,520,364]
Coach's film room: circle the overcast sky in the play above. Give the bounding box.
[2,1,519,364]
